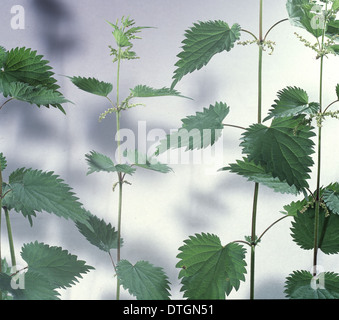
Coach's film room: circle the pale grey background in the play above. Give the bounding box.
[0,0,338,299]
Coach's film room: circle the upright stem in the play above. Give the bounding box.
[115,47,123,300]
[312,2,327,275]
[313,55,324,276]
[4,208,16,268]
[0,168,2,300]
[250,0,263,300]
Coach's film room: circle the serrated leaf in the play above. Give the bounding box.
[176,233,247,299]
[291,198,339,254]
[0,46,7,68]
[2,47,58,88]
[323,183,339,215]
[76,213,122,252]
[241,116,315,191]
[0,47,68,113]
[2,168,90,227]
[0,271,60,300]
[21,241,94,289]
[69,76,113,97]
[116,260,171,300]
[0,81,69,106]
[130,84,191,99]
[123,149,172,173]
[286,0,324,38]
[156,102,229,154]
[85,150,135,175]
[0,152,7,171]
[171,20,241,88]
[285,270,339,299]
[264,87,319,121]
[222,157,299,195]
[281,199,308,216]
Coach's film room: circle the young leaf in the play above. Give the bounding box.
[85,150,135,175]
[264,87,319,121]
[2,168,90,227]
[286,0,324,38]
[176,233,247,299]
[76,213,122,252]
[21,241,94,289]
[171,20,241,88]
[156,102,229,154]
[285,270,339,299]
[222,157,299,195]
[123,149,172,173]
[281,199,308,216]
[130,84,190,99]
[116,260,171,300]
[69,76,113,97]
[241,116,315,191]
[291,200,339,254]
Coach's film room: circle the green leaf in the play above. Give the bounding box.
[264,87,319,121]
[2,47,58,88]
[0,271,60,300]
[0,46,7,68]
[176,233,247,299]
[76,213,122,252]
[0,153,7,171]
[336,84,339,99]
[21,241,94,289]
[0,47,68,113]
[285,270,339,299]
[69,76,113,97]
[171,20,241,88]
[290,198,339,254]
[130,84,191,99]
[2,168,90,227]
[222,157,299,195]
[85,150,135,175]
[156,102,229,154]
[241,116,315,191]
[0,81,70,106]
[326,20,339,38]
[323,183,339,215]
[281,199,308,216]
[286,0,324,38]
[123,149,172,173]
[333,0,339,11]
[116,260,171,300]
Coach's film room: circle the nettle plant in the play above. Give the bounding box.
[155,0,339,299]
[69,17,188,300]
[0,46,94,299]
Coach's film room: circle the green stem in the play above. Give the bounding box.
[312,2,327,275]
[4,208,16,268]
[115,47,123,300]
[250,183,259,299]
[0,168,2,300]
[250,0,263,300]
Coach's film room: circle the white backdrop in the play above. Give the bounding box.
[0,0,338,299]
